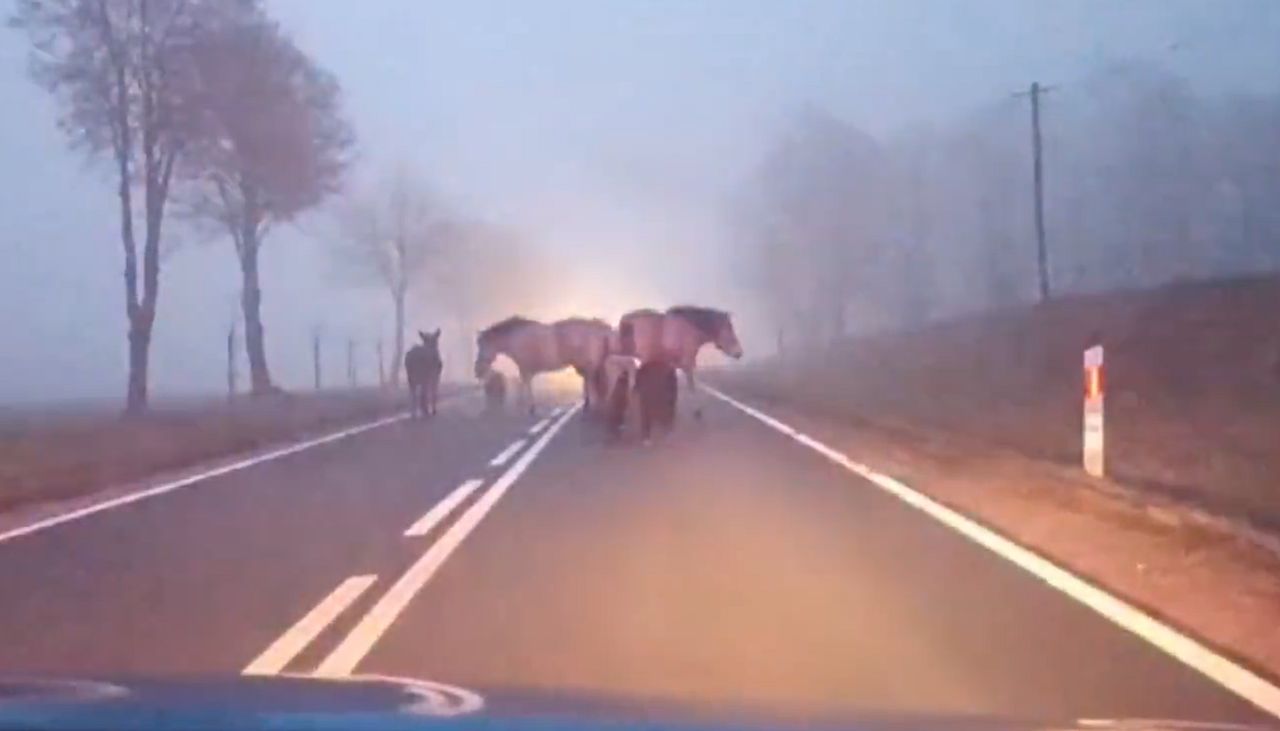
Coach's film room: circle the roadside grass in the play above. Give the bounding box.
[0,389,412,513]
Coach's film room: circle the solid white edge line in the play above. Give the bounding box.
[705,386,1280,720]
[242,574,378,676]
[0,413,410,546]
[487,438,526,468]
[403,479,485,537]
[314,403,582,677]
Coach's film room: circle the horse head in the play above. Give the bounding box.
[475,316,535,379]
[713,314,744,359]
[474,337,497,380]
[667,306,743,360]
[419,329,441,353]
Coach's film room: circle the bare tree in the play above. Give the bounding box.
[742,107,888,346]
[332,167,445,387]
[182,4,352,394]
[10,0,219,414]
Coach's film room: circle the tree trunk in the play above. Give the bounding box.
[240,240,274,395]
[391,289,405,388]
[124,312,153,416]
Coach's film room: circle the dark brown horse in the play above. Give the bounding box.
[474,316,613,414]
[592,352,639,435]
[634,359,678,441]
[590,355,676,443]
[404,329,443,418]
[617,305,743,390]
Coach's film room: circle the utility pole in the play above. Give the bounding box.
[1015,81,1054,302]
[312,328,322,391]
[347,338,357,389]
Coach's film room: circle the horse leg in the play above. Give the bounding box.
[639,387,653,444]
[522,374,535,416]
[661,369,677,432]
[681,363,703,420]
[608,371,629,440]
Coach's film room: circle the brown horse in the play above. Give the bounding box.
[593,353,639,437]
[634,359,678,441]
[589,355,676,443]
[617,305,743,390]
[404,329,443,418]
[474,316,613,413]
[554,317,614,407]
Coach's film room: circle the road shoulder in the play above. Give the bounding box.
[710,380,1280,689]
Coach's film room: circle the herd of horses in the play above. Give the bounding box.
[403,305,744,441]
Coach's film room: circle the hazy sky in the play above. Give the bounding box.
[2,0,1277,402]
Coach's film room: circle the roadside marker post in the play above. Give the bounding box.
[1083,343,1105,477]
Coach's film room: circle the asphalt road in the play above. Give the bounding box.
[0,386,1272,723]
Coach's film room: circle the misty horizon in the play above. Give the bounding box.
[2,0,1278,404]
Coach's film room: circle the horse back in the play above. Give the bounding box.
[505,322,563,374]
[554,318,612,371]
[618,310,667,361]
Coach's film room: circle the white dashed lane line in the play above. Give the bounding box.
[487,438,526,468]
[242,574,378,676]
[314,404,581,677]
[403,479,485,538]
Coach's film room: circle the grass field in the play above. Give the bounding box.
[0,388,414,513]
[723,274,1280,531]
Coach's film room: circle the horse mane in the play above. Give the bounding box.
[555,316,610,329]
[478,316,538,341]
[666,305,729,338]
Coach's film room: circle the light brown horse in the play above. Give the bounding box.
[474,316,613,413]
[617,305,744,391]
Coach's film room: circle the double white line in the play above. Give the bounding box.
[243,404,580,678]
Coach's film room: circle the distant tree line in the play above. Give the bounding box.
[11,0,351,413]
[11,0,543,412]
[739,61,1280,354]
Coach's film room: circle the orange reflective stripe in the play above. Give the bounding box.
[1085,366,1103,400]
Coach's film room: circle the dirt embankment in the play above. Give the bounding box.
[0,388,418,514]
[731,274,1280,533]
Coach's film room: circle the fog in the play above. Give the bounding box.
[2,1,1278,404]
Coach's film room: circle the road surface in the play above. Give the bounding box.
[0,387,1272,723]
